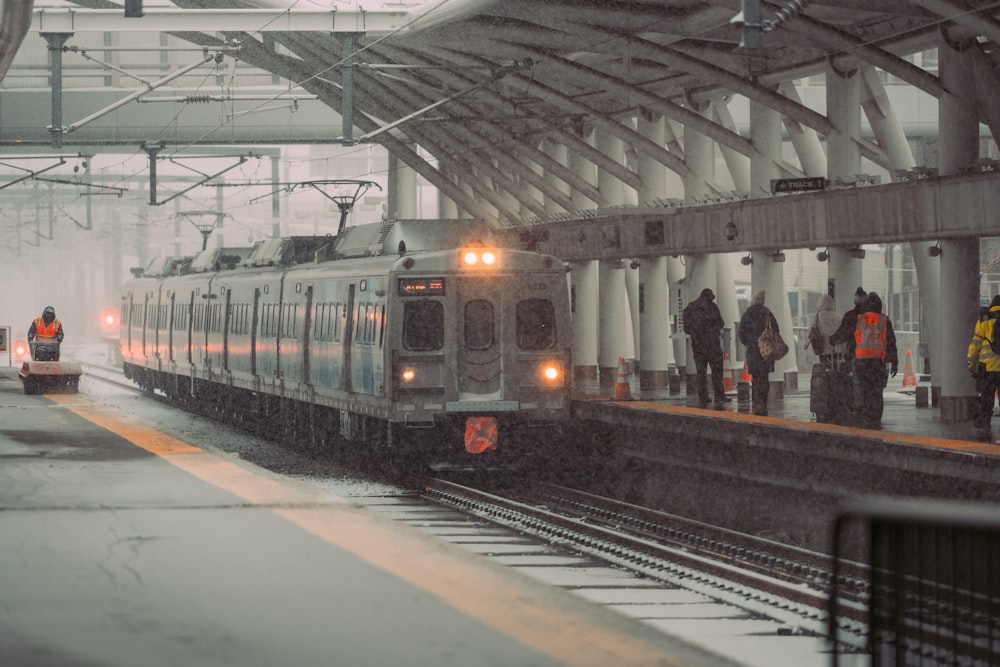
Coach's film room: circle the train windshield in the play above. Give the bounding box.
[403,301,444,351]
[464,299,494,350]
[516,298,556,350]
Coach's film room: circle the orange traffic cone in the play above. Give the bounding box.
[741,360,751,384]
[902,350,917,389]
[722,353,735,393]
[613,356,632,400]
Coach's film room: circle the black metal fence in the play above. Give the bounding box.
[830,498,1000,666]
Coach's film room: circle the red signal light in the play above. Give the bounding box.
[102,309,117,329]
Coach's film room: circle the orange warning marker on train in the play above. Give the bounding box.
[902,350,917,389]
[722,353,735,393]
[613,356,632,400]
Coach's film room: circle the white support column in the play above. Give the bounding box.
[389,153,418,219]
[638,257,673,389]
[569,127,597,212]
[635,112,676,387]
[750,96,796,391]
[715,253,741,371]
[667,256,686,378]
[937,31,981,421]
[825,63,865,345]
[596,128,626,205]
[859,67,941,388]
[598,261,632,388]
[543,138,571,215]
[636,112,668,202]
[711,98,750,193]
[436,169,460,219]
[749,251,791,401]
[828,248,864,315]
[570,259,598,382]
[625,262,640,369]
[779,81,827,178]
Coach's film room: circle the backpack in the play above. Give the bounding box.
[682,302,704,336]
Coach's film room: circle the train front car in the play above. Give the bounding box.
[387,244,572,469]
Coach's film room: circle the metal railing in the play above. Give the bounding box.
[830,497,1000,666]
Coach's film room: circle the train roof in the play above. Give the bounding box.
[133,219,516,278]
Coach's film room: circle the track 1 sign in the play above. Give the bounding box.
[771,177,826,194]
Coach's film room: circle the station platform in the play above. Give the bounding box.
[0,367,736,667]
[579,370,996,446]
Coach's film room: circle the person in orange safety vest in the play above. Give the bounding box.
[852,292,898,430]
[28,306,64,360]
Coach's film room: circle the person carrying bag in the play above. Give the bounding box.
[738,290,784,416]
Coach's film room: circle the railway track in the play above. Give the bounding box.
[419,477,871,652]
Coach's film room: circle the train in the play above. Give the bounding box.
[119,219,573,469]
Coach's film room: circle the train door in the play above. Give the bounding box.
[222,288,232,371]
[167,292,175,363]
[251,287,259,375]
[456,278,504,399]
[302,285,313,384]
[342,284,356,393]
[186,292,195,365]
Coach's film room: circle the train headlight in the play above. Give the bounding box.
[14,340,28,359]
[460,246,501,270]
[401,368,416,383]
[541,364,560,382]
[102,309,117,330]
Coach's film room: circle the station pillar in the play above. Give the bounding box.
[637,257,672,389]
[937,30,981,421]
[598,261,632,389]
[570,260,598,382]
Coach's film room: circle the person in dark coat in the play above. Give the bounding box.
[852,292,898,429]
[829,286,868,360]
[683,287,727,409]
[738,290,780,416]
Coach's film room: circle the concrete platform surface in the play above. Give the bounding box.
[0,369,736,667]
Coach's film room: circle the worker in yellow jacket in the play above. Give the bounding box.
[968,295,1000,429]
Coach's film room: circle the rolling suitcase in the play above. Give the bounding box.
[811,359,852,424]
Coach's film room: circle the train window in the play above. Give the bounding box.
[516,299,556,350]
[378,305,386,349]
[364,303,375,345]
[334,304,344,342]
[281,304,297,338]
[193,304,205,332]
[209,303,223,333]
[313,303,324,341]
[173,304,185,331]
[464,300,494,350]
[260,304,273,337]
[403,301,444,351]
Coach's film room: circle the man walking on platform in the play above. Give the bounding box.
[683,288,728,409]
[967,294,1000,429]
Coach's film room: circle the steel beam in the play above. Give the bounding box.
[30,8,407,34]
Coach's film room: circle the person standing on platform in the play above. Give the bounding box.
[829,287,868,361]
[967,295,1000,429]
[852,292,898,429]
[808,294,846,365]
[738,290,780,416]
[683,288,727,409]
